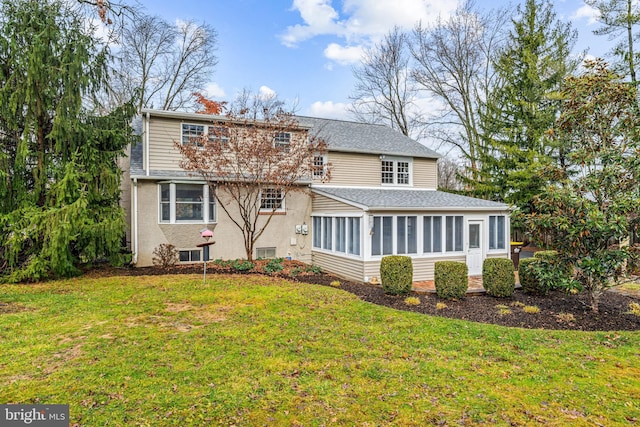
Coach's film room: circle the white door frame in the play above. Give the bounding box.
[467,219,485,275]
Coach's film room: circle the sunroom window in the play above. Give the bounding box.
[489,215,506,250]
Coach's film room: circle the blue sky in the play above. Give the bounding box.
[134,0,607,120]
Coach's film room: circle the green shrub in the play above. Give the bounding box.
[434,261,468,300]
[533,250,574,292]
[483,258,515,297]
[518,257,542,294]
[232,259,254,271]
[305,264,322,274]
[264,257,284,274]
[380,255,413,295]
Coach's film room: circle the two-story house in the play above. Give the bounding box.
[123,109,510,283]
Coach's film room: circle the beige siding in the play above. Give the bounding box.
[365,255,468,282]
[312,252,364,282]
[312,194,359,212]
[134,180,313,266]
[148,116,184,171]
[319,151,437,189]
[323,152,380,186]
[413,158,437,189]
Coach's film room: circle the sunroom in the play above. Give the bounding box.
[310,187,511,283]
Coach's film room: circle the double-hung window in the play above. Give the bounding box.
[260,188,285,212]
[313,154,327,178]
[381,157,412,186]
[274,132,291,152]
[159,183,216,224]
[208,125,230,144]
[181,124,205,146]
[489,215,506,250]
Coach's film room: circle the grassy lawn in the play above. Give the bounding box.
[1,274,639,426]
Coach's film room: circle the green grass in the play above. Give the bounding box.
[1,274,639,426]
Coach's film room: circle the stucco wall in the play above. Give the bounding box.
[133,180,313,266]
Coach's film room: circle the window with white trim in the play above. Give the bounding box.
[274,132,291,152]
[489,215,506,250]
[397,216,418,254]
[381,157,412,186]
[181,124,205,146]
[371,216,393,256]
[260,188,285,212]
[179,249,201,262]
[312,216,361,257]
[256,247,277,259]
[313,154,327,178]
[445,215,464,252]
[159,183,216,224]
[423,216,442,253]
[208,125,230,144]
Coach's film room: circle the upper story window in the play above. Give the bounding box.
[182,123,229,146]
[159,183,216,224]
[182,124,205,146]
[274,132,291,152]
[208,125,230,144]
[260,188,285,212]
[381,157,412,186]
[313,154,327,179]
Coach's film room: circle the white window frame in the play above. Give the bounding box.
[259,188,285,212]
[274,132,291,152]
[181,124,205,146]
[181,123,230,146]
[312,154,328,179]
[158,182,216,224]
[489,215,507,250]
[179,249,201,263]
[208,125,230,144]
[380,156,413,186]
[311,214,362,258]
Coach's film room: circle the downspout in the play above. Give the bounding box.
[133,177,139,264]
[145,111,150,176]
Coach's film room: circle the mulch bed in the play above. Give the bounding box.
[86,261,640,332]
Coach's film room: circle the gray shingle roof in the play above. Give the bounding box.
[312,187,509,210]
[296,116,441,159]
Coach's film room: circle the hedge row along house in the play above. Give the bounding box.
[121,109,510,283]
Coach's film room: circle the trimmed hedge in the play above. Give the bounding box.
[518,257,541,294]
[434,261,468,300]
[380,255,413,295]
[483,258,515,297]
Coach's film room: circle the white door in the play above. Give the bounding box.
[467,220,483,275]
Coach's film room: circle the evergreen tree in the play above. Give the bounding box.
[476,0,578,218]
[0,0,136,282]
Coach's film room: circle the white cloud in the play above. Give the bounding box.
[324,43,365,65]
[281,0,342,47]
[204,82,226,99]
[307,100,351,119]
[572,4,600,25]
[282,0,460,65]
[259,85,277,99]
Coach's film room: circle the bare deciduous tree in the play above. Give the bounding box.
[177,108,328,261]
[410,1,510,179]
[109,13,218,111]
[348,26,422,138]
[437,156,464,191]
